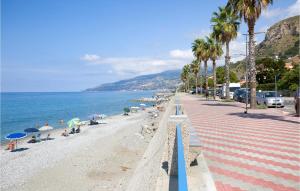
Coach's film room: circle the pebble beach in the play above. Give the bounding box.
[0,103,168,191]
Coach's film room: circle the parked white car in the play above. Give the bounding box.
[256,91,285,108]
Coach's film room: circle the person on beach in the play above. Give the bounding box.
[70,127,75,134]
[6,140,16,151]
[76,126,81,133]
[62,129,69,137]
[28,135,37,143]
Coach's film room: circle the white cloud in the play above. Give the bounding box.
[81,55,189,76]
[262,0,300,19]
[80,54,100,62]
[189,29,211,39]
[169,49,193,59]
[261,8,281,19]
[287,0,300,17]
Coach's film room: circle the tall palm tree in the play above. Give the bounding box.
[211,6,240,100]
[181,64,190,92]
[202,39,210,91]
[227,0,272,108]
[190,60,199,93]
[192,38,205,94]
[207,35,223,100]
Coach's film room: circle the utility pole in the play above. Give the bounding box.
[275,74,278,109]
[244,34,249,114]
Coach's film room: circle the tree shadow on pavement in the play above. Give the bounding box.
[228,112,300,125]
[203,103,241,108]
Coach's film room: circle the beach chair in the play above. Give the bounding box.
[36,134,41,142]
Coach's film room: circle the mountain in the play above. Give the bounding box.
[256,15,299,59]
[86,70,181,91]
[231,15,300,79]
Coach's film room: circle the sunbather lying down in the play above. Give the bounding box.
[89,120,99,125]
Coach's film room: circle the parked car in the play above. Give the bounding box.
[216,89,221,96]
[240,91,250,103]
[295,88,300,116]
[256,91,284,108]
[233,88,248,102]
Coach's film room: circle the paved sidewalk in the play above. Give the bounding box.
[181,94,300,191]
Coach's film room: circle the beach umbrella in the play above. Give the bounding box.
[24,128,39,133]
[39,125,54,131]
[68,118,80,128]
[89,114,99,120]
[99,114,107,119]
[89,114,107,120]
[6,133,27,140]
[5,133,27,150]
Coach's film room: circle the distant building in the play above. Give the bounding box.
[284,55,300,69]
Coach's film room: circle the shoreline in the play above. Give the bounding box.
[1,104,156,145]
[0,112,124,147]
[0,102,168,191]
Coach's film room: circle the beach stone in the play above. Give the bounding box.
[167,114,190,176]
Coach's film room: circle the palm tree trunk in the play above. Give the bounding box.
[204,60,208,91]
[195,73,198,94]
[248,21,256,109]
[213,60,217,100]
[225,41,230,100]
[187,76,189,92]
[198,61,202,94]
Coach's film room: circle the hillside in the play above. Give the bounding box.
[86,70,181,91]
[231,15,299,79]
[256,15,299,58]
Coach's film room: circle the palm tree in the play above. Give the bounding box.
[227,0,272,108]
[190,60,199,93]
[202,39,210,92]
[211,6,240,100]
[181,64,190,92]
[192,38,205,94]
[207,35,223,100]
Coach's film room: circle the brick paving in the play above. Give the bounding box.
[181,95,300,191]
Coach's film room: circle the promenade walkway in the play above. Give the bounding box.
[181,94,300,191]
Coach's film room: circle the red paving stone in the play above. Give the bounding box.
[181,95,300,191]
[215,181,246,191]
[210,166,299,191]
[198,133,300,155]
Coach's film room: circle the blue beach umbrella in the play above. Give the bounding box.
[6,133,27,140]
[24,128,39,133]
[5,133,27,150]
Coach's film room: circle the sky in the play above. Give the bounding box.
[1,0,299,92]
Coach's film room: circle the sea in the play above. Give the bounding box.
[0,91,155,142]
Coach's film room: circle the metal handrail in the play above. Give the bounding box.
[176,124,188,191]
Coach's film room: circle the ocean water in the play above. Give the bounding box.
[1,91,155,141]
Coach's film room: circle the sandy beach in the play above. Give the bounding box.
[0,103,168,191]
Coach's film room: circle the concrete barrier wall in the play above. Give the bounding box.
[126,97,175,191]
